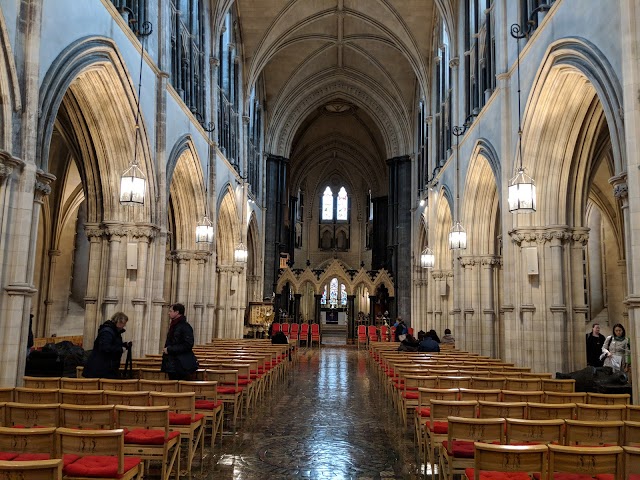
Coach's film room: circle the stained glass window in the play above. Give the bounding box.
[321,285,327,305]
[340,284,347,305]
[322,187,333,220]
[337,187,348,220]
[329,278,338,307]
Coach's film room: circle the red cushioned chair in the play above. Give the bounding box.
[299,323,310,346]
[115,405,180,480]
[179,380,224,447]
[271,322,281,335]
[288,323,299,341]
[281,323,290,337]
[379,325,390,342]
[0,458,63,480]
[464,443,547,480]
[367,325,378,343]
[148,392,204,475]
[310,323,321,347]
[357,325,367,348]
[56,427,143,480]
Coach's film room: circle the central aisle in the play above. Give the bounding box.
[200,346,421,479]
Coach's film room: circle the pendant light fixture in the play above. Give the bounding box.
[508,23,536,213]
[449,117,474,250]
[119,20,153,206]
[234,241,248,263]
[196,121,215,244]
[420,246,435,269]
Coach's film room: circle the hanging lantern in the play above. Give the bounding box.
[420,247,435,269]
[119,163,146,205]
[195,215,214,243]
[449,221,467,250]
[508,167,536,213]
[234,241,248,263]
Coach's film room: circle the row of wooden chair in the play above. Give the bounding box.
[428,414,640,479]
[465,442,639,480]
[0,426,144,480]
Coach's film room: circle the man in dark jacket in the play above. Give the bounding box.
[161,303,198,380]
[83,312,129,378]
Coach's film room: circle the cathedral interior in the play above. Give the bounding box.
[1,0,640,401]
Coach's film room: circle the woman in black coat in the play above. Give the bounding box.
[161,303,198,380]
[83,312,129,378]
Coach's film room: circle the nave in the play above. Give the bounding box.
[193,346,418,479]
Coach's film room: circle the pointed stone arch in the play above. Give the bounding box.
[216,186,241,265]
[37,36,155,224]
[0,8,21,150]
[434,186,454,270]
[518,37,624,227]
[167,138,206,251]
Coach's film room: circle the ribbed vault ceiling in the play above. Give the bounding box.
[235,0,440,195]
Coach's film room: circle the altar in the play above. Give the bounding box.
[324,310,346,325]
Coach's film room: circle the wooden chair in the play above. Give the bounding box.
[205,370,242,430]
[470,377,506,390]
[138,380,179,393]
[438,376,472,389]
[179,380,224,447]
[366,325,377,343]
[478,401,527,419]
[149,392,204,474]
[576,402,627,421]
[139,369,168,380]
[414,387,459,465]
[56,427,143,480]
[527,402,575,420]
[564,419,624,446]
[544,391,587,404]
[458,388,501,402]
[59,378,100,390]
[623,445,640,480]
[624,420,640,447]
[22,376,60,389]
[115,405,180,480]
[587,392,631,405]
[103,390,150,407]
[58,389,104,405]
[425,400,478,474]
[399,375,438,427]
[504,378,541,391]
[501,389,544,403]
[59,404,115,429]
[541,378,575,392]
[439,417,505,480]
[0,388,13,403]
[13,387,58,404]
[466,443,547,480]
[0,459,62,479]
[379,325,390,342]
[548,444,623,479]
[506,418,564,445]
[0,425,56,459]
[4,402,59,427]
[628,405,640,422]
[100,378,139,392]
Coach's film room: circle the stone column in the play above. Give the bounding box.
[193,252,209,344]
[83,225,105,348]
[570,229,589,371]
[293,293,301,324]
[103,224,127,319]
[347,294,356,342]
[481,256,499,358]
[130,227,155,357]
[174,251,194,304]
[215,267,229,338]
[368,295,377,323]
[548,231,568,370]
[459,257,476,352]
[314,294,322,324]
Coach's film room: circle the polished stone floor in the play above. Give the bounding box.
[166,346,421,479]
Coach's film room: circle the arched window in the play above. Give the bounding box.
[170,0,205,116]
[336,187,348,220]
[321,285,327,305]
[322,187,334,221]
[217,10,240,171]
[340,284,347,306]
[329,278,338,307]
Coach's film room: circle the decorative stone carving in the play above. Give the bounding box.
[613,182,628,200]
[449,57,460,68]
[509,227,573,246]
[129,225,158,241]
[34,170,56,202]
[0,151,25,184]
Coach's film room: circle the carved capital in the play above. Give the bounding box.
[510,226,572,246]
[449,57,460,68]
[459,256,478,267]
[613,182,628,200]
[242,115,250,124]
[0,151,25,184]
[34,170,56,201]
[210,56,220,67]
[129,225,158,240]
[174,251,196,262]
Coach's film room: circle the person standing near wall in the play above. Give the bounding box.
[161,303,198,380]
[586,323,605,367]
[83,312,130,378]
